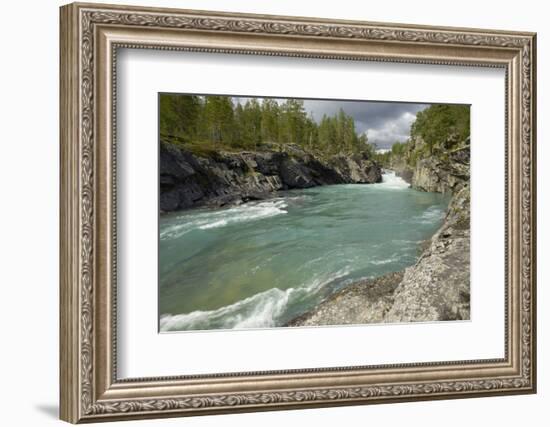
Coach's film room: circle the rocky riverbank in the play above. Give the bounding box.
[390,138,470,194]
[411,144,470,194]
[287,144,470,326]
[160,142,382,212]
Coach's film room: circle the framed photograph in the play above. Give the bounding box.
[60,2,537,423]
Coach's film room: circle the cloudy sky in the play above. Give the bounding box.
[235,97,429,150]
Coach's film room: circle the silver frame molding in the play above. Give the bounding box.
[60,2,537,423]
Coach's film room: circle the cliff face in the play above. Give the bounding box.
[412,145,470,193]
[160,142,382,212]
[384,135,470,192]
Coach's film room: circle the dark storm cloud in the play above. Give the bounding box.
[302,100,428,149]
[234,97,429,150]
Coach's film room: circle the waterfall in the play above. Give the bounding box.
[379,170,410,189]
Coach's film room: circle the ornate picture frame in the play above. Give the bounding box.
[60,2,536,423]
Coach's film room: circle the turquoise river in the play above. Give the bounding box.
[159,171,450,332]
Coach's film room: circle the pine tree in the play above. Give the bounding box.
[410,104,470,154]
[159,94,201,142]
[280,99,307,145]
[203,96,235,145]
[260,98,280,143]
[160,94,378,157]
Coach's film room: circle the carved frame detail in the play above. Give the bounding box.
[60,2,536,423]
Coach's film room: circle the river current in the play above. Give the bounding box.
[159,171,450,332]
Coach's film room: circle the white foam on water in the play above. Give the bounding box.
[332,170,408,191]
[378,170,410,190]
[393,239,423,245]
[369,254,403,265]
[160,199,288,240]
[415,205,445,224]
[285,194,313,202]
[159,268,350,332]
[198,219,228,230]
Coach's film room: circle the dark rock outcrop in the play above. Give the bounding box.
[160,142,382,212]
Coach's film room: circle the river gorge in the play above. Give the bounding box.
[157,97,471,332]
